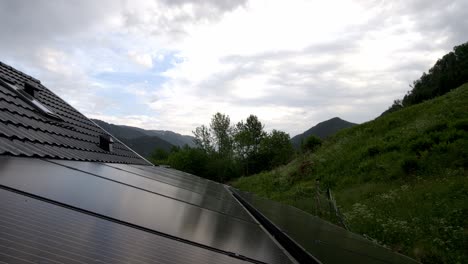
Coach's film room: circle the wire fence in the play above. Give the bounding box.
[313,180,349,230]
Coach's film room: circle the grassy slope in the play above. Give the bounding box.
[233,83,468,263]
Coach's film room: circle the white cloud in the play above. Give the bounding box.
[128,51,154,68]
[0,0,466,136]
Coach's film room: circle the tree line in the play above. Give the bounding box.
[384,41,468,114]
[150,113,299,182]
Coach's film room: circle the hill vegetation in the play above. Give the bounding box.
[290,117,356,148]
[233,83,468,263]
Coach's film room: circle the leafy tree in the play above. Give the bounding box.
[259,130,295,169]
[149,148,169,164]
[167,146,209,177]
[210,112,234,156]
[204,154,242,182]
[234,115,267,174]
[193,125,213,153]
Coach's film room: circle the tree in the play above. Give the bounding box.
[234,115,266,174]
[193,125,213,153]
[234,115,266,158]
[259,130,295,169]
[302,135,322,152]
[167,146,209,178]
[149,148,169,164]
[210,112,234,156]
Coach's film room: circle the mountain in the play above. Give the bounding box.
[145,130,195,147]
[91,119,147,139]
[291,117,357,148]
[118,135,174,158]
[91,119,196,159]
[234,83,468,263]
[92,119,195,147]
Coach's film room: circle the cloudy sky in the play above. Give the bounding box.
[0,0,466,136]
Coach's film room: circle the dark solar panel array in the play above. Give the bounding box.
[0,188,251,264]
[0,61,148,164]
[233,189,419,264]
[0,156,293,264]
[50,159,253,222]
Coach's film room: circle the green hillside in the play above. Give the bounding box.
[233,84,468,263]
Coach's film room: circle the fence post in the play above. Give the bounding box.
[327,188,349,230]
[314,179,322,216]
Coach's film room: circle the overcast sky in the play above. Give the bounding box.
[0,0,466,136]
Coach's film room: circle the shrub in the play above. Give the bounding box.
[302,135,322,152]
[410,137,434,153]
[401,157,419,174]
[451,119,468,131]
[425,122,448,133]
[366,145,381,157]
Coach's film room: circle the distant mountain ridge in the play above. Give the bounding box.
[91,119,195,158]
[291,117,357,148]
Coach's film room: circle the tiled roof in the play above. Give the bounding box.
[0,61,149,165]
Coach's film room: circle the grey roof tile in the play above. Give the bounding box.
[0,61,149,165]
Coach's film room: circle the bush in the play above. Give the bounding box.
[302,135,322,152]
[366,145,381,157]
[401,157,419,174]
[410,137,434,153]
[451,119,468,131]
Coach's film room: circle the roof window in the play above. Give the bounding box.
[99,134,114,152]
[0,79,62,120]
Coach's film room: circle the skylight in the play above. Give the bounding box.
[0,79,62,120]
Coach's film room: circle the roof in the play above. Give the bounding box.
[0,61,149,165]
[0,61,419,264]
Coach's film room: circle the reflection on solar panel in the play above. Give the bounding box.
[49,159,253,222]
[0,188,250,264]
[232,188,419,264]
[106,163,233,200]
[0,156,293,264]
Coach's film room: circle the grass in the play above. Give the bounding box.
[233,83,468,263]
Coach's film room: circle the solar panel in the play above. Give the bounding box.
[49,159,253,222]
[0,188,252,264]
[105,163,234,200]
[0,156,293,264]
[131,164,220,184]
[233,189,419,264]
